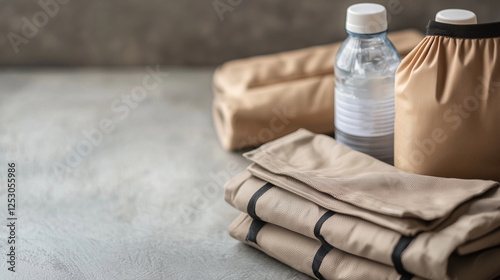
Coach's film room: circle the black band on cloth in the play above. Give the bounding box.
[392,235,414,280]
[245,219,266,244]
[312,245,330,280]
[245,183,274,245]
[312,211,336,280]
[314,211,336,250]
[247,183,274,220]
[426,20,500,39]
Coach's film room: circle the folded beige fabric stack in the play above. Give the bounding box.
[213,30,424,151]
[225,129,500,280]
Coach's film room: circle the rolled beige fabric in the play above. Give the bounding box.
[395,21,500,181]
[213,29,424,150]
[225,129,500,280]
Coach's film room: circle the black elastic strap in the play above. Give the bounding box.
[245,219,266,244]
[392,235,414,280]
[245,183,274,244]
[312,245,330,280]
[312,211,336,280]
[247,183,274,220]
[314,211,336,250]
[426,20,500,39]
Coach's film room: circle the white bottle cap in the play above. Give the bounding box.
[435,9,477,25]
[346,3,387,34]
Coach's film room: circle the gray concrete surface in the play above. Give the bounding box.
[0,68,311,279]
[0,0,499,66]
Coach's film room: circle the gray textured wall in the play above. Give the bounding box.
[0,0,499,66]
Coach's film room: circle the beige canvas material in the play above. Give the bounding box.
[229,213,416,280]
[229,213,500,280]
[231,167,431,236]
[213,29,424,150]
[395,21,500,181]
[457,228,500,255]
[243,129,496,222]
[225,129,500,280]
[225,171,500,280]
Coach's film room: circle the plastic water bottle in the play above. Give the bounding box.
[334,3,401,164]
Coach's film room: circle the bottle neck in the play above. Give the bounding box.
[347,30,388,39]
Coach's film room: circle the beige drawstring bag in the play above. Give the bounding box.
[395,21,500,181]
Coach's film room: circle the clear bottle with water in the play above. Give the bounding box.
[334,3,401,164]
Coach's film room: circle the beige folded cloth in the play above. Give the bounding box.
[230,214,500,280]
[213,29,424,150]
[225,129,500,280]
